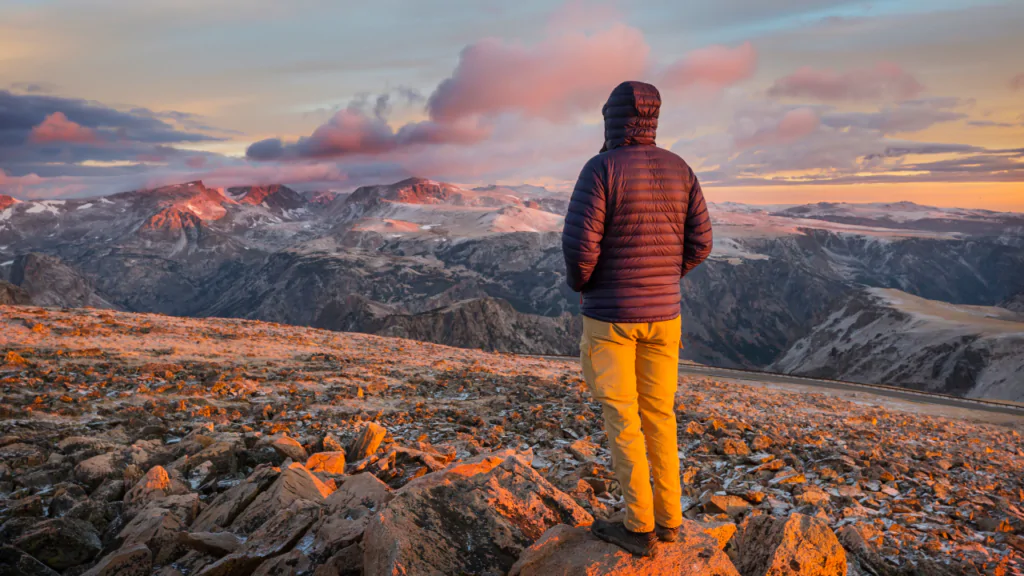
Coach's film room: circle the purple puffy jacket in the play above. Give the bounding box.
[562,81,713,323]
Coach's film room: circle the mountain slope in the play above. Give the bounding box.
[9,252,118,310]
[1002,290,1024,313]
[772,288,1024,400]
[1,178,1023,395]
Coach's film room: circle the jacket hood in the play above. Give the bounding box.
[602,81,660,152]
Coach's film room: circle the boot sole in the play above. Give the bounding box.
[592,523,656,557]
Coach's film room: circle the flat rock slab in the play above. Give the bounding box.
[508,523,740,576]
[362,451,593,576]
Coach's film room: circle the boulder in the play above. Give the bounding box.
[703,494,752,517]
[362,451,593,576]
[0,545,61,576]
[191,465,280,532]
[188,441,240,475]
[327,473,393,512]
[508,523,740,576]
[13,517,101,571]
[178,532,244,557]
[347,423,386,462]
[718,438,751,457]
[733,513,847,576]
[307,473,393,559]
[75,452,122,490]
[230,463,332,535]
[118,504,188,564]
[197,499,321,576]
[697,520,738,550]
[6,495,43,518]
[123,466,170,513]
[82,544,152,576]
[837,522,894,576]
[268,436,308,463]
[312,544,362,576]
[251,549,312,576]
[322,434,344,453]
[306,452,346,475]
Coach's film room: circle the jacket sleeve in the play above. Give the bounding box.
[562,158,607,292]
[681,173,713,277]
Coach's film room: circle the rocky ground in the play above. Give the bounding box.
[1,305,1022,575]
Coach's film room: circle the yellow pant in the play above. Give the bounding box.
[580,315,682,533]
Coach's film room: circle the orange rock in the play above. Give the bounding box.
[306,451,346,474]
[734,513,847,576]
[124,465,171,512]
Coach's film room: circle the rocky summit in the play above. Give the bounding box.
[1,305,1023,575]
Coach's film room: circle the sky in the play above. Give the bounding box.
[0,0,1022,210]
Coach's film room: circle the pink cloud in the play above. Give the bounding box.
[185,155,208,169]
[658,42,757,91]
[248,109,490,160]
[426,24,649,122]
[28,112,98,144]
[1011,73,1024,91]
[735,108,820,148]
[768,62,923,102]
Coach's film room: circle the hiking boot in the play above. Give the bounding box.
[655,524,680,542]
[591,519,656,557]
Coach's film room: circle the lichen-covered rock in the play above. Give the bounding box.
[191,466,280,532]
[197,499,321,576]
[229,463,332,535]
[362,451,593,576]
[118,504,188,564]
[0,545,60,576]
[178,532,244,557]
[508,523,740,576]
[13,517,101,571]
[82,544,152,576]
[267,435,308,463]
[733,513,847,576]
[75,452,122,490]
[251,549,312,576]
[123,466,170,514]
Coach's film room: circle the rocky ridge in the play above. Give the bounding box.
[1,306,1022,574]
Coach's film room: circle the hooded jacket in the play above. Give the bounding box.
[562,81,713,323]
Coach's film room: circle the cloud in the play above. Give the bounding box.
[9,82,57,94]
[672,97,1018,189]
[820,98,967,134]
[1011,73,1024,91]
[246,108,489,160]
[29,112,98,143]
[657,42,757,91]
[426,24,649,122]
[0,91,221,147]
[735,107,819,148]
[768,62,923,102]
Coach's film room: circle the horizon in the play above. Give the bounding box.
[1,0,1022,210]
[2,175,1021,215]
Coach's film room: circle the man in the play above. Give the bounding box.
[562,81,713,557]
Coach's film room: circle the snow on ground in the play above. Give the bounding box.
[872,288,1024,334]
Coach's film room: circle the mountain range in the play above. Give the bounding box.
[1,178,1022,400]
